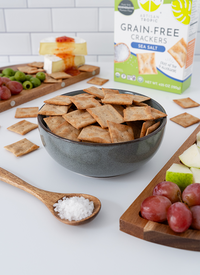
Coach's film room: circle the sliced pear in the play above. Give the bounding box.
[179,144,200,168]
[197,131,200,148]
[190,167,200,183]
[166,163,193,191]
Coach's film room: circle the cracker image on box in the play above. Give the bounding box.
[137,53,157,75]
[168,38,187,68]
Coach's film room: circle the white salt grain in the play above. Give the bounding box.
[114,43,130,62]
[53,196,94,221]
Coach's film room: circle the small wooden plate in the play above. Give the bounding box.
[120,124,200,251]
[0,63,100,113]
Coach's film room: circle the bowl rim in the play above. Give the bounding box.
[37,88,167,147]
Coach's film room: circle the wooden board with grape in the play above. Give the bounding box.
[120,124,200,251]
[0,63,100,113]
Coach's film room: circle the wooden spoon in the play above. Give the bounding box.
[0,167,101,225]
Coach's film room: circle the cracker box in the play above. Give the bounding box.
[114,0,200,94]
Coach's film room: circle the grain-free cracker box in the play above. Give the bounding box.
[114,0,200,94]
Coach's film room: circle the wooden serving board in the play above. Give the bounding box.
[120,123,200,251]
[0,63,100,113]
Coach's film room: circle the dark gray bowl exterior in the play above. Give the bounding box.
[38,89,167,177]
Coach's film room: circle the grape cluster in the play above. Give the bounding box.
[140,181,200,233]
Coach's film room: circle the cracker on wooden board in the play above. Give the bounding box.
[15,107,39,118]
[173,97,200,108]
[107,121,134,143]
[49,72,72,80]
[124,106,154,121]
[101,93,133,105]
[102,88,120,96]
[43,75,62,83]
[44,95,72,106]
[78,65,99,72]
[168,38,187,68]
[87,104,124,129]
[38,104,69,116]
[52,121,81,141]
[170,112,200,128]
[78,125,111,143]
[137,52,157,74]
[63,110,96,129]
[83,86,104,99]
[27,62,44,68]
[17,66,43,74]
[7,120,38,135]
[146,121,161,135]
[87,76,109,86]
[69,96,101,110]
[43,116,66,131]
[4,138,39,157]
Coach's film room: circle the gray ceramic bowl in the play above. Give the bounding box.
[38,89,167,177]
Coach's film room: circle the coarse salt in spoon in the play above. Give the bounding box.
[0,167,101,225]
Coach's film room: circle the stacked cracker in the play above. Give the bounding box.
[38,87,167,144]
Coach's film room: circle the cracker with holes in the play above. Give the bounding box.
[4,138,39,157]
[170,112,200,128]
[7,120,38,135]
[87,104,124,129]
[38,104,69,116]
[78,125,111,143]
[168,38,187,68]
[44,95,72,106]
[49,72,72,79]
[63,110,96,129]
[27,62,44,68]
[137,53,157,74]
[173,97,200,108]
[15,107,39,118]
[107,121,134,143]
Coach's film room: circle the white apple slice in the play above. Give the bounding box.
[179,144,200,168]
[166,163,193,191]
[190,167,200,183]
[197,131,200,148]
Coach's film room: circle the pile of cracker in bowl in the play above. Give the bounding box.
[38,86,167,144]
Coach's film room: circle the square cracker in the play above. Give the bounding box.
[78,65,99,72]
[69,96,101,110]
[87,104,124,129]
[87,77,109,86]
[137,53,157,74]
[124,106,154,121]
[107,121,134,143]
[173,97,200,108]
[4,138,39,157]
[102,88,119,96]
[44,95,72,106]
[7,120,38,135]
[78,125,111,143]
[38,104,69,116]
[43,75,62,83]
[27,62,44,68]
[83,86,104,99]
[15,107,39,118]
[43,116,65,131]
[126,121,143,139]
[101,93,133,105]
[131,94,151,103]
[52,121,80,141]
[151,107,167,119]
[168,38,187,68]
[49,72,72,79]
[170,112,200,128]
[17,66,41,74]
[140,120,155,138]
[63,110,96,129]
[146,121,160,135]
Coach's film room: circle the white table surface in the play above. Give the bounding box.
[0,61,200,275]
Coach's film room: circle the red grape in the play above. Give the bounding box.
[167,202,192,233]
[190,205,200,230]
[1,77,11,85]
[140,195,172,222]
[182,183,200,207]
[153,181,181,203]
[6,81,23,95]
[0,86,11,100]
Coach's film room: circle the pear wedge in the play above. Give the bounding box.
[190,167,200,183]
[179,144,200,168]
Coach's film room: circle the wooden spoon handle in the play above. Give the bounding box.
[0,167,45,201]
